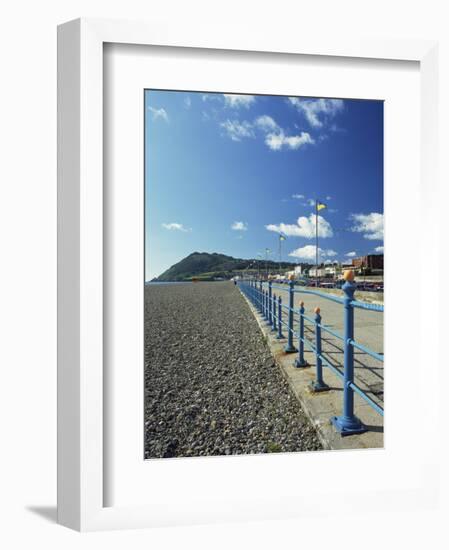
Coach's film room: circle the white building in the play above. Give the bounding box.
[308,267,326,277]
[324,265,340,277]
[284,265,304,279]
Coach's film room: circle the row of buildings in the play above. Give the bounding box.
[286,254,384,279]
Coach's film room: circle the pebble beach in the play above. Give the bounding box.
[144,281,322,458]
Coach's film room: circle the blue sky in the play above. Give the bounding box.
[145,90,383,281]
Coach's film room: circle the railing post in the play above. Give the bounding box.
[268,280,273,326]
[294,301,308,368]
[264,289,271,325]
[259,281,263,313]
[261,285,264,316]
[331,271,366,435]
[311,307,329,391]
[284,279,297,353]
[272,294,277,331]
[276,296,284,339]
[263,289,268,320]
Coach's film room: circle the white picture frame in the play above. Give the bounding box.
[57,17,440,531]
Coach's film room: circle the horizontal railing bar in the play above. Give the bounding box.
[268,283,346,305]
[293,289,345,304]
[260,282,384,311]
[351,300,384,312]
[348,382,384,416]
[319,353,345,381]
[302,336,316,353]
[348,339,384,362]
[301,313,315,324]
[317,323,345,342]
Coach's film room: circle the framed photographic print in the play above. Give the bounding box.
[143,88,384,459]
[58,18,440,531]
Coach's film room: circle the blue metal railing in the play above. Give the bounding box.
[238,276,384,437]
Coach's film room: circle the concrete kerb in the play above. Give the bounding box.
[238,289,384,451]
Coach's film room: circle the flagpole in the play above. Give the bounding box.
[315,199,318,287]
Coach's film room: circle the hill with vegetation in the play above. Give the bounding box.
[152,252,298,282]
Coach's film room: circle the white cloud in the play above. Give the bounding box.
[266,214,333,238]
[326,195,332,200]
[288,245,337,261]
[306,198,315,207]
[202,93,219,102]
[220,119,254,141]
[161,222,190,232]
[288,97,344,128]
[184,96,191,109]
[254,115,279,132]
[350,212,384,240]
[231,221,248,231]
[220,113,314,151]
[223,94,256,108]
[374,245,384,253]
[148,106,169,122]
[265,130,314,151]
[292,194,305,199]
[345,251,357,257]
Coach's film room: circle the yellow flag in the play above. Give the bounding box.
[317,201,327,211]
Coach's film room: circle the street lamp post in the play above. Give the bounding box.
[257,253,262,279]
[265,248,271,279]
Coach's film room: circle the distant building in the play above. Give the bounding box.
[284,266,305,279]
[309,266,326,277]
[324,265,339,277]
[352,254,384,270]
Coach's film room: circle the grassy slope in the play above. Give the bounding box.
[154,252,298,282]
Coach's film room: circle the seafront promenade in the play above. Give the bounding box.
[144,281,322,458]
